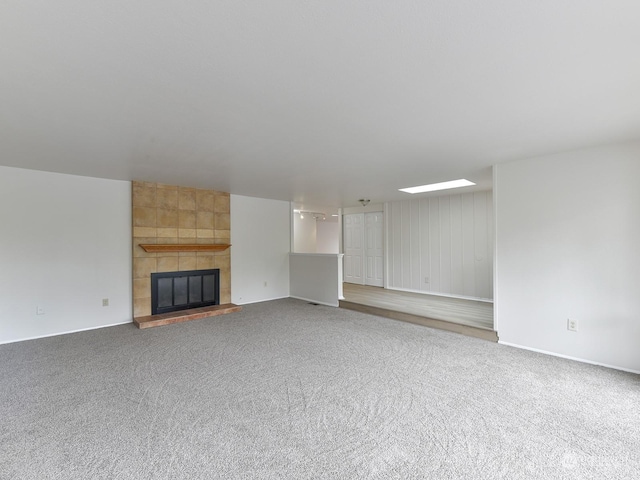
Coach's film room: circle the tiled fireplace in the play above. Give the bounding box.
[132,181,231,319]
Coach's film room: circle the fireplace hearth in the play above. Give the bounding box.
[151,269,219,315]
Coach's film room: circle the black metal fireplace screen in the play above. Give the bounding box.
[151,269,219,315]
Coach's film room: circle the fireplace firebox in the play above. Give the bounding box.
[151,269,220,315]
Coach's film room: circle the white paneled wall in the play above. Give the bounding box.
[387,191,493,300]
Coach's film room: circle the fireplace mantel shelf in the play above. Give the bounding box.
[139,244,231,253]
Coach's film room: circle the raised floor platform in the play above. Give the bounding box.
[134,303,242,329]
[340,283,497,342]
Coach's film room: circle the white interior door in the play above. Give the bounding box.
[364,212,384,287]
[343,212,384,286]
[343,214,363,284]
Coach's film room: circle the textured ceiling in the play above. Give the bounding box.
[2,1,639,207]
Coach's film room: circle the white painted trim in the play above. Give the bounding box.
[290,201,294,253]
[492,165,499,332]
[289,296,338,308]
[236,295,290,306]
[498,341,640,375]
[0,320,133,346]
[386,286,494,303]
[383,202,390,289]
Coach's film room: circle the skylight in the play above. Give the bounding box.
[399,179,475,194]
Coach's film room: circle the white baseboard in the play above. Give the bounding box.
[0,320,134,346]
[498,341,640,375]
[235,295,290,306]
[385,286,493,303]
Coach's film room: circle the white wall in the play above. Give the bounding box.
[495,141,640,373]
[316,221,339,254]
[386,191,493,300]
[293,213,317,253]
[289,253,344,307]
[0,167,132,344]
[231,195,290,304]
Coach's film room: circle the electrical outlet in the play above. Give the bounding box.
[264,281,268,287]
[102,298,109,307]
[424,277,430,283]
[567,318,578,332]
[36,306,45,315]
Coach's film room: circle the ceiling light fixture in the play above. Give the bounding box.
[359,199,370,206]
[297,210,326,220]
[399,179,475,194]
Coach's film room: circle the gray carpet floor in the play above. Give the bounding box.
[1,298,639,479]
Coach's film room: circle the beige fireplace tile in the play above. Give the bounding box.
[179,256,197,271]
[157,236,179,244]
[157,209,178,228]
[196,190,215,212]
[157,256,179,272]
[214,194,230,213]
[178,188,196,210]
[157,228,178,238]
[132,183,156,207]
[133,227,157,238]
[196,256,214,269]
[220,288,231,304]
[134,297,151,318]
[178,228,196,238]
[215,255,230,270]
[214,229,230,240]
[219,267,230,284]
[133,257,157,279]
[133,278,151,300]
[178,210,196,228]
[215,213,230,230]
[157,187,178,210]
[197,229,214,238]
[196,211,214,229]
[133,206,156,227]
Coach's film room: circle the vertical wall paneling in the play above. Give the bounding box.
[400,202,412,288]
[409,200,421,289]
[461,193,476,297]
[473,192,491,299]
[392,203,402,287]
[439,196,452,294]
[450,194,464,294]
[419,198,431,293]
[387,191,493,301]
[428,198,441,293]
